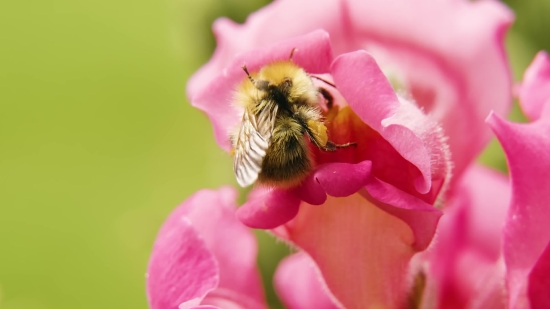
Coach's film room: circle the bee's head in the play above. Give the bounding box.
[254,61,318,104]
[267,77,293,98]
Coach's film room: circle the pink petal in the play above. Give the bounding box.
[423,165,510,308]
[518,51,550,121]
[361,177,442,251]
[147,215,218,309]
[187,0,344,98]
[237,187,300,229]
[346,0,513,183]
[331,50,451,200]
[294,161,372,205]
[190,30,333,151]
[278,193,418,308]
[274,252,340,309]
[458,256,507,309]
[528,241,550,309]
[175,187,265,305]
[239,161,372,229]
[467,258,507,309]
[201,290,267,309]
[147,187,266,309]
[487,107,550,309]
[456,165,510,261]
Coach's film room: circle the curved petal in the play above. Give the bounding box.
[331,51,451,199]
[276,193,416,308]
[274,252,340,309]
[239,161,372,228]
[201,289,267,309]
[346,0,513,182]
[187,0,345,98]
[459,166,510,260]
[237,187,301,229]
[147,213,218,309]
[173,187,265,304]
[361,178,442,251]
[190,30,333,151]
[528,241,550,309]
[422,165,510,308]
[487,106,550,309]
[464,257,507,309]
[147,187,266,309]
[294,161,372,205]
[518,51,550,121]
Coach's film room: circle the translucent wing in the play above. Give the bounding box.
[233,101,278,187]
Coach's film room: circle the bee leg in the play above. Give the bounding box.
[332,141,357,148]
[322,140,357,152]
[319,87,334,109]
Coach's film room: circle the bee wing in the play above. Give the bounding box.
[233,102,278,187]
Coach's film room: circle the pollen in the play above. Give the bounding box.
[307,119,328,146]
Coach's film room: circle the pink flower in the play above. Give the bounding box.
[488,51,550,309]
[416,51,550,309]
[147,0,516,308]
[148,59,550,306]
[189,29,451,307]
[274,252,340,309]
[419,164,511,309]
[146,187,267,309]
[188,0,513,183]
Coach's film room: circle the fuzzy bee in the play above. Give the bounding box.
[230,53,354,188]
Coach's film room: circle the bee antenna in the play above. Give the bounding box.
[242,64,255,84]
[289,48,297,61]
[311,75,336,88]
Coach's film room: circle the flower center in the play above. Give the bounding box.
[308,96,445,205]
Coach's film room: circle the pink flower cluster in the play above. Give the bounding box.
[146,0,550,308]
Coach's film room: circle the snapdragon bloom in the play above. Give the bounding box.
[416,51,550,309]
[147,0,516,308]
[147,187,268,309]
[488,51,550,309]
[189,30,450,307]
[189,0,513,184]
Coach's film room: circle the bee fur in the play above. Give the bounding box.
[230,59,355,188]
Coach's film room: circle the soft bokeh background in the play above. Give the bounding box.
[0,0,548,308]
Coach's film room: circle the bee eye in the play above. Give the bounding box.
[256,80,270,91]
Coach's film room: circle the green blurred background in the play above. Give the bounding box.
[0,0,548,308]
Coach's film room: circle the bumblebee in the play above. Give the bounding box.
[230,54,354,188]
